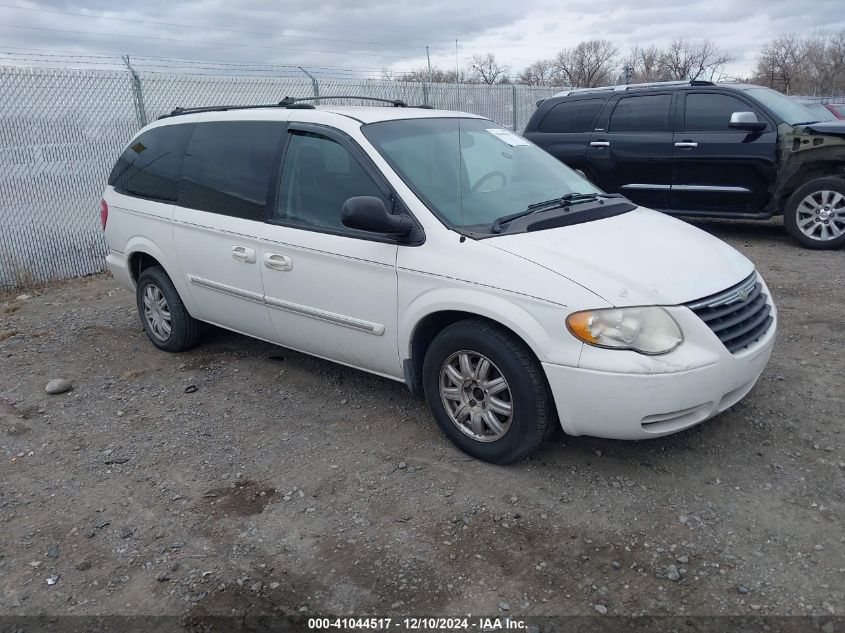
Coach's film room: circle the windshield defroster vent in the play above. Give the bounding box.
[525,203,635,232]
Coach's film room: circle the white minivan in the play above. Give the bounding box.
[102,98,776,464]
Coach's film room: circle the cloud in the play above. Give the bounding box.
[0,0,843,77]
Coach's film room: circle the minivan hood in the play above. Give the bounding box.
[488,207,754,306]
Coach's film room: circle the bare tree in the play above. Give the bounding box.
[468,53,510,85]
[658,39,732,81]
[395,67,468,84]
[802,31,845,95]
[516,59,558,86]
[753,34,806,93]
[622,45,663,83]
[553,40,618,87]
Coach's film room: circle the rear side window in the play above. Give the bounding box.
[108,124,192,201]
[609,95,672,132]
[684,93,758,131]
[274,131,385,230]
[180,121,285,219]
[538,98,605,133]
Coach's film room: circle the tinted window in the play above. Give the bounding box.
[180,121,284,219]
[538,98,605,133]
[609,95,672,132]
[685,93,759,131]
[275,131,385,230]
[108,124,192,201]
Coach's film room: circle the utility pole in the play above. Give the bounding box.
[455,39,459,109]
[426,45,433,107]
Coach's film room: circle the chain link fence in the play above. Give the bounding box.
[0,63,563,288]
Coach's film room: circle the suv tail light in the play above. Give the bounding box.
[100,198,109,231]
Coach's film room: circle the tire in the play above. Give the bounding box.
[422,319,555,464]
[784,176,845,250]
[136,266,202,352]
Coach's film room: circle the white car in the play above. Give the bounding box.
[102,98,776,464]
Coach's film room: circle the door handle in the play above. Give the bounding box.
[590,141,610,148]
[231,246,256,264]
[264,252,293,272]
[675,141,699,148]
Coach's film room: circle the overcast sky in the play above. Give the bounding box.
[1,0,844,77]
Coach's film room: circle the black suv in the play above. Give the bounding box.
[524,80,845,249]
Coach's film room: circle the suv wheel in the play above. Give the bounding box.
[136,266,202,352]
[422,319,555,464]
[784,176,845,249]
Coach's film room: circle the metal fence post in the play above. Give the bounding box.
[512,84,518,131]
[122,55,147,128]
[298,67,319,98]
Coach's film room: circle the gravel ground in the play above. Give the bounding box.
[1,219,843,626]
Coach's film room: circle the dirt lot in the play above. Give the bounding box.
[1,219,843,627]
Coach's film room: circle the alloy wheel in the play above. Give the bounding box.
[438,350,513,442]
[796,190,845,241]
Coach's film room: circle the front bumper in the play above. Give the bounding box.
[543,306,776,440]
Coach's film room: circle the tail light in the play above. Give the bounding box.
[100,198,109,231]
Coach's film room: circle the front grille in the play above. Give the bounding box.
[685,272,773,354]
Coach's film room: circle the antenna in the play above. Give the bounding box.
[458,118,466,241]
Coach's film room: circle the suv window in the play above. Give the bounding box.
[275,131,385,230]
[538,98,605,133]
[108,124,192,201]
[609,94,672,132]
[180,121,284,219]
[685,93,759,131]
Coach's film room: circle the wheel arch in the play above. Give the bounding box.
[124,237,199,315]
[776,160,845,213]
[400,291,566,398]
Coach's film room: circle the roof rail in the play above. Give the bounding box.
[551,79,714,98]
[158,95,415,119]
[159,102,316,119]
[279,95,407,107]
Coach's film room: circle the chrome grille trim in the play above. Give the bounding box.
[686,272,758,310]
[685,272,773,354]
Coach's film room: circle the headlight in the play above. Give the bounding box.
[566,307,683,355]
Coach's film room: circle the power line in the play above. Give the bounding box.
[0,24,426,59]
[0,2,430,51]
[0,49,426,75]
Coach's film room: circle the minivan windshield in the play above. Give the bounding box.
[744,87,822,124]
[362,117,600,230]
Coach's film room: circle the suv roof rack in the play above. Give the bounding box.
[158,95,416,119]
[278,95,407,107]
[552,79,714,98]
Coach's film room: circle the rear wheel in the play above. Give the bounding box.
[422,319,555,464]
[136,266,202,352]
[784,176,845,249]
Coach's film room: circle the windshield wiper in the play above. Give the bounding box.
[491,192,619,233]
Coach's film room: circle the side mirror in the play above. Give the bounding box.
[573,168,588,180]
[729,111,766,132]
[341,196,414,237]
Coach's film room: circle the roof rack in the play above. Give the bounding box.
[159,103,314,119]
[279,95,407,107]
[552,79,714,98]
[158,95,417,119]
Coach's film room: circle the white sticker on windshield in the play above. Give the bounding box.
[486,128,530,146]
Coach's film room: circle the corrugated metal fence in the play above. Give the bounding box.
[0,64,563,288]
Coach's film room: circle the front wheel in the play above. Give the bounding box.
[784,177,845,249]
[422,319,555,464]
